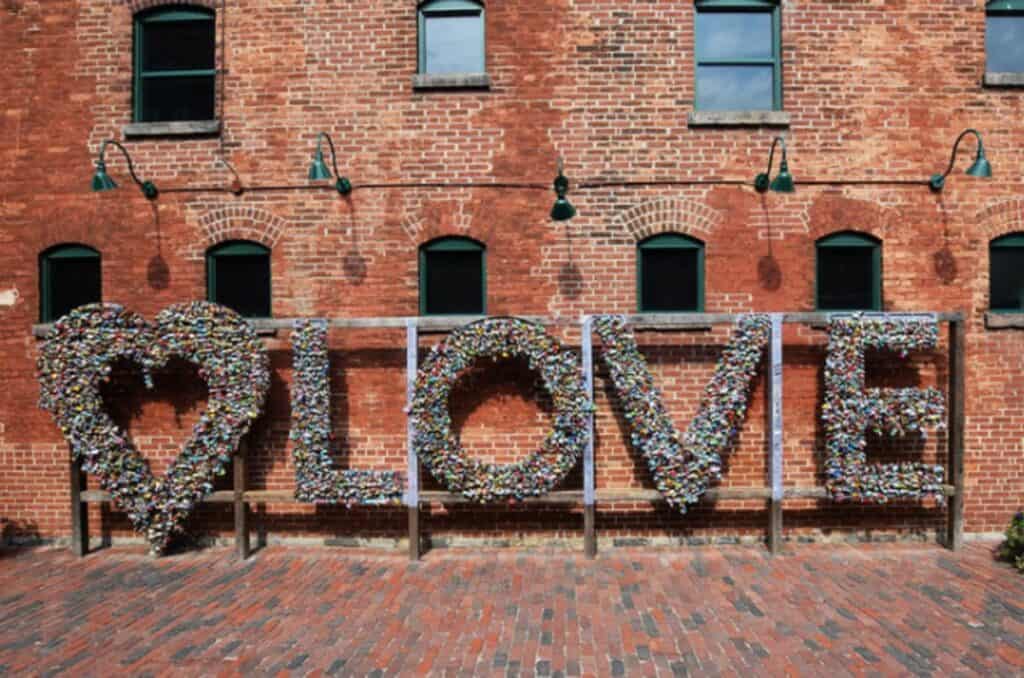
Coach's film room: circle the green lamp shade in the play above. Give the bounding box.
[551,197,575,221]
[770,160,795,193]
[91,162,117,192]
[966,149,992,179]
[308,150,332,181]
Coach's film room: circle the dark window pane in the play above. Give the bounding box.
[49,257,101,321]
[641,249,699,312]
[212,254,270,318]
[425,250,483,314]
[696,12,773,60]
[987,16,1024,72]
[141,19,215,71]
[141,75,215,121]
[424,14,485,73]
[696,65,773,110]
[817,247,876,310]
[991,247,1024,310]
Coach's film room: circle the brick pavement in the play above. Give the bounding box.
[0,542,1022,677]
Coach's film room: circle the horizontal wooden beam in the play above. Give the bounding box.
[598,488,772,501]
[31,311,965,338]
[77,484,955,504]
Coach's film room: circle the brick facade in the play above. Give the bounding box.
[1,0,1022,548]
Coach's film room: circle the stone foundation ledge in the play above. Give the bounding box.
[3,531,1003,551]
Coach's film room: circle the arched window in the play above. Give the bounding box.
[418,0,485,75]
[39,244,101,322]
[419,236,486,315]
[206,241,271,318]
[694,0,781,111]
[815,232,881,311]
[637,233,705,312]
[134,6,216,122]
[990,233,1024,311]
[986,1,1024,75]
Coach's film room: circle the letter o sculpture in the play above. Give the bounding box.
[410,317,591,502]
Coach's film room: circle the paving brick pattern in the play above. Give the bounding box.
[1,542,1023,676]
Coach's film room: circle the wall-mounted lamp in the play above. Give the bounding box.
[929,128,992,192]
[551,158,576,221]
[754,136,794,193]
[91,140,158,199]
[308,132,352,195]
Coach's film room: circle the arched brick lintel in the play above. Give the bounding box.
[184,206,288,260]
[977,198,1024,241]
[613,197,724,242]
[118,0,219,14]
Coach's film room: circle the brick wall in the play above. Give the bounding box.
[1,0,1022,547]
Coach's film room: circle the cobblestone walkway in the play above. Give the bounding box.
[0,542,1022,676]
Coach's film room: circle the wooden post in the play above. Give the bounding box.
[406,319,421,561]
[69,454,87,557]
[581,316,597,558]
[768,314,784,555]
[946,315,965,551]
[234,439,249,560]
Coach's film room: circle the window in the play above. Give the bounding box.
[206,241,271,318]
[637,234,705,312]
[990,234,1024,311]
[134,6,216,122]
[987,1,1024,73]
[694,0,781,111]
[39,245,101,323]
[418,0,485,75]
[815,232,881,311]
[419,237,485,315]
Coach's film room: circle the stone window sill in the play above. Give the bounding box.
[984,72,1024,87]
[123,120,222,138]
[413,73,491,90]
[687,111,791,128]
[985,311,1024,329]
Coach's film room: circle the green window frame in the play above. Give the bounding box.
[815,232,882,312]
[206,241,272,318]
[39,244,101,323]
[986,0,1024,73]
[637,233,705,313]
[989,233,1024,312]
[133,6,216,123]
[419,236,486,315]
[694,0,782,111]
[417,0,486,75]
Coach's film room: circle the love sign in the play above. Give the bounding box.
[38,306,947,550]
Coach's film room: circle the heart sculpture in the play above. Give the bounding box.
[37,302,270,554]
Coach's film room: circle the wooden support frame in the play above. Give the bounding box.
[946,315,966,551]
[53,310,966,558]
[581,316,597,558]
[69,455,87,557]
[234,440,249,559]
[405,319,422,561]
[768,314,784,554]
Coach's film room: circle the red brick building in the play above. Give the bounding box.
[1,0,1023,550]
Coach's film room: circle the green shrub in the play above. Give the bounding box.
[999,511,1024,572]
